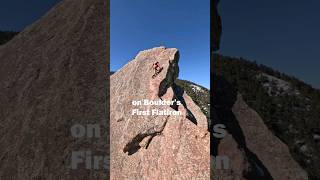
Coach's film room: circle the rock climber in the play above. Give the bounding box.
[152,61,163,78]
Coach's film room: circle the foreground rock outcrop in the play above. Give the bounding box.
[212,54,320,179]
[0,0,108,179]
[212,74,308,179]
[231,95,308,179]
[110,47,210,179]
[214,95,308,180]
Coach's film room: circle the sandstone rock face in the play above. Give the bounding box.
[0,0,109,179]
[110,47,210,179]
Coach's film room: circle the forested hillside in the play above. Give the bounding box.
[175,79,210,120]
[213,53,320,179]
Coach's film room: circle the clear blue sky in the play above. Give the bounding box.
[219,0,320,89]
[0,0,61,31]
[111,0,210,88]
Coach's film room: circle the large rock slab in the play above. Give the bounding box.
[0,0,109,179]
[110,47,210,179]
[212,94,308,180]
[231,95,308,180]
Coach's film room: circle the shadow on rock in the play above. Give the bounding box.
[172,83,197,125]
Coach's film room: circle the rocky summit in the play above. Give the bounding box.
[110,47,210,179]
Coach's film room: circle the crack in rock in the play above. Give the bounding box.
[123,116,169,155]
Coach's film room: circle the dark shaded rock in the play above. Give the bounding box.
[211,0,222,52]
[0,31,19,46]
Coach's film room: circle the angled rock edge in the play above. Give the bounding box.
[0,0,108,179]
[212,92,308,179]
[110,47,210,179]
